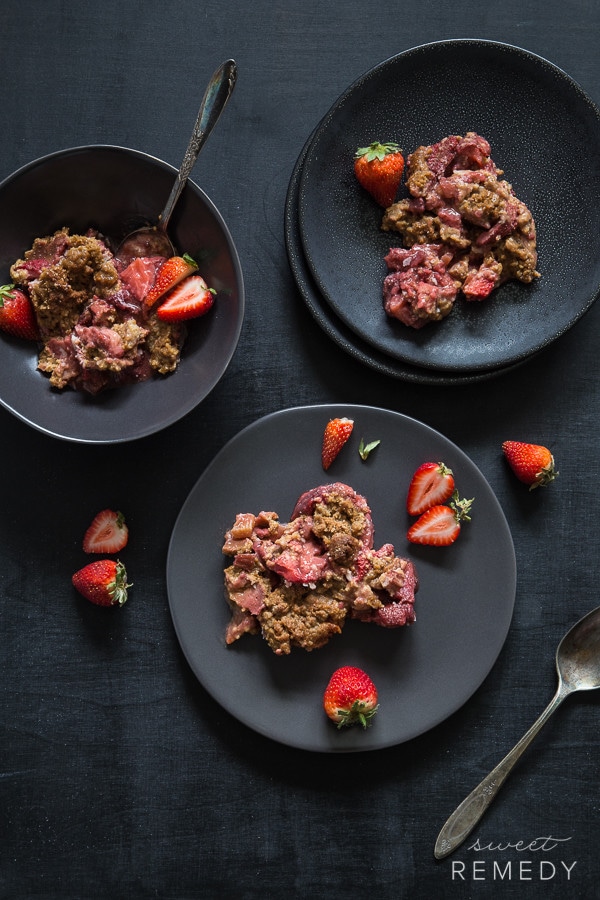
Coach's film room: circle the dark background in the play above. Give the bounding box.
[1,2,599,898]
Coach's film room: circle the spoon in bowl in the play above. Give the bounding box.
[117,58,237,262]
[434,605,600,859]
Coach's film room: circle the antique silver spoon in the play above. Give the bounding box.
[434,605,600,860]
[117,58,237,261]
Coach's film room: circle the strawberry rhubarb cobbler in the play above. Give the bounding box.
[222,482,418,655]
[8,227,212,393]
[380,132,539,328]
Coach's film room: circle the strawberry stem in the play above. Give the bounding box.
[358,437,381,461]
[335,701,379,729]
[0,283,16,308]
[449,491,474,522]
[354,141,401,162]
[110,560,132,606]
[530,459,558,490]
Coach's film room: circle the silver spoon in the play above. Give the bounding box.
[117,58,237,261]
[434,605,600,860]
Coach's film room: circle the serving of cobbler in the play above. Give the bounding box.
[222,482,418,655]
[9,228,186,394]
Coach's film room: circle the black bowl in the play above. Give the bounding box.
[0,145,244,443]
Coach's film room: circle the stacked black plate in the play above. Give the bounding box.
[285,40,600,385]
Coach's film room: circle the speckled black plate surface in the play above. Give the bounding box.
[166,404,516,752]
[298,41,600,373]
[285,128,533,385]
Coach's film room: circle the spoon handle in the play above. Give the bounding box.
[159,58,237,228]
[434,683,569,860]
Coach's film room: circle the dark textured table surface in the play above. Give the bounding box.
[1,2,599,898]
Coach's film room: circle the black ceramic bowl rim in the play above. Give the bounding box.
[0,145,245,443]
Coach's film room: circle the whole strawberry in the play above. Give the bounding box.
[72,559,131,607]
[354,141,405,208]
[502,441,558,490]
[0,283,40,340]
[322,417,354,470]
[323,665,378,729]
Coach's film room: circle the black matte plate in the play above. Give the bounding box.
[166,404,516,752]
[285,128,533,385]
[0,146,244,443]
[298,41,600,373]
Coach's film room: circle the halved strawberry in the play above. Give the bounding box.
[83,509,129,554]
[407,492,473,547]
[322,417,354,470]
[406,461,455,515]
[0,283,40,341]
[144,254,198,307]
[156,274,215,322]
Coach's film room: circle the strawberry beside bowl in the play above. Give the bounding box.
[0,145,244,443]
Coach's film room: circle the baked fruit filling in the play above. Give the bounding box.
[222,482,418,655]
[9,228,186,393]
[380,132,538,328]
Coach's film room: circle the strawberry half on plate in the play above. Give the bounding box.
[156,275,216,322]
[406,461,455,515]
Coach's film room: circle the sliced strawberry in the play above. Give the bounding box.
[322,417,354,470]
[144,254,198,308]
[406,461,455,515]
[0,283,40,341]
[407,492,473,547]
[155,274,215,322]
[83,509,129,554]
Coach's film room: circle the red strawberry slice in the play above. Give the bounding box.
[0,283,40,341]
[407,492,473,547]
[83,509,129,554]
[322,417,354,470]
[156,274,215,322]
[406,461,455,515]
[144,254,198,308]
